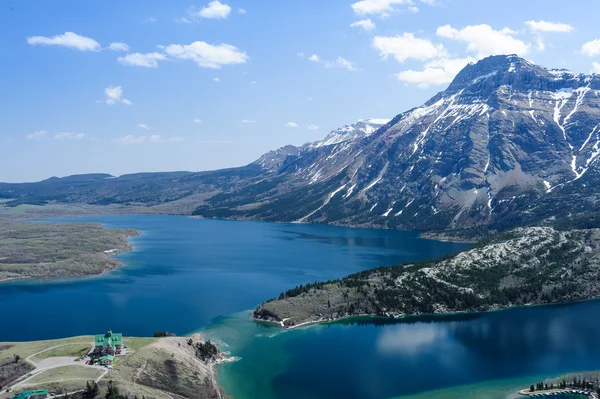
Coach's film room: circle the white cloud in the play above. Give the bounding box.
[308,124,320,130]
[535,37,545,52]
[114,135,183,145]
[525,20,574,33]
[308,54,320,62]
[117,52,166,68]
[593,62,600,74]
[351,0,413,17]
[104,85,132,105]
[436,24,530,58]
[581,39,600,57]
[26,130,47,140]
[250,80,257,84]
[193,119,204,124]
[395,57,474,87]
[27,32,101,51]
[213,77,220,82]
[176,17,192,24]
[109,42,129,52]
[238,8,246,14]
[144,17,157,23]
[240,119,256,124]
[297,52,305,57]
[306,97,313,101]
[54,132,85,140]
[373,33,447,63]
[377,324,445,355]
[190,1,232,19]
[163,41,248,68]
[137,124,150,130]
[285,122,298,128]
[419,0,436,5]
[324,56,359,71]
[350,19,376,31]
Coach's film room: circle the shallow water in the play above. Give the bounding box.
[203,300,600,399]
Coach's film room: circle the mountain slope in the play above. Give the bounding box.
[194,55,600,233]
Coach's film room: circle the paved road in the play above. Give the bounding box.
[5,342,107,394]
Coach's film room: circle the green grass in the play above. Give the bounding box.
[32,343,92,361]
[123,337,156,351]
[0,221,138,280]
[0,336,93,364]
[22,365,103,385]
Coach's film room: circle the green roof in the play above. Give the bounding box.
[94,330,122,348]
[12,390,49,399]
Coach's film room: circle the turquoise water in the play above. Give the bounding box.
[2,215,600,399]
[203,301,600,399]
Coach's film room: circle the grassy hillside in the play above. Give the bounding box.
[0,221,138,281]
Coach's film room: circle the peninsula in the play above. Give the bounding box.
[0,221,138,282]
[254,227,600,328]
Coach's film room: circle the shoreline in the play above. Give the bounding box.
[254,296,600,331]
[189,214,480,244]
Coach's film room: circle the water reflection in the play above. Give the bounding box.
[263,300,600,399]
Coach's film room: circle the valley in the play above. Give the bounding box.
[4,55,600,399]
[3,56,600,239]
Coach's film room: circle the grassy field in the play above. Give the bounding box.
[0,221,138,281]
[122,337,156,351]
[0,336,93,364]
[0,335,223,399]
[31,344,92,361]
[23,365,103,385]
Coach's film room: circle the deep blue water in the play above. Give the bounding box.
[3,215,599,399]
[0,215,467,341]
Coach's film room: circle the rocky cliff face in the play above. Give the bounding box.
[195,55,600,232]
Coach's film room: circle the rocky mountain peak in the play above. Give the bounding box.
[312,118,391,148]
[427,54,600,108]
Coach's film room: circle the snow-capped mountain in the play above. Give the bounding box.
[6,55,600,234]
[194,55,600,232]
[253,118,389,173]
[311,118,391,148]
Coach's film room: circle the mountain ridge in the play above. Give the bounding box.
[3,55,600,236]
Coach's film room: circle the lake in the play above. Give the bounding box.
[0,215,466,341]
[2,215,600,399]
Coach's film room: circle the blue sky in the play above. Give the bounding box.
[2,0,600,182]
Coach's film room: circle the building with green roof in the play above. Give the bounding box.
[92,330,123,363]
[11,390,48,399]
